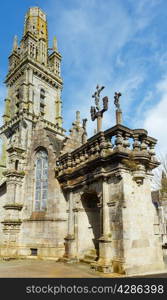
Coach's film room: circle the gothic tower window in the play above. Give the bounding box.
[40,88,45,115]
[34,150,48,211]
[15,160,19,170]
[15,88,20,114]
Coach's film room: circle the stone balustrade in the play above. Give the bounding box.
[56,124,158,177]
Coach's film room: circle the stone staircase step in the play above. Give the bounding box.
[80,248,98,264]
[84,254,97,260]
[80,258,95,264]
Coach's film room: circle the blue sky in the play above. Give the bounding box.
[0,0,167,153]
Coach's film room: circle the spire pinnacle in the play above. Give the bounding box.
[76,111,81,124]
[53,36,58,51]
[13,35,18,51]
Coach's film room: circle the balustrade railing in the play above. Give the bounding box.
[56,124,157,176]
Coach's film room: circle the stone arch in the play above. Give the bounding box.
[31,146,48,167]
[77,189,101,259]
[34,146,48,156]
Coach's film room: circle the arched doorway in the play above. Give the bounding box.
[77,191,100,261]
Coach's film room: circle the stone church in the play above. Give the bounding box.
[0,7,166,275]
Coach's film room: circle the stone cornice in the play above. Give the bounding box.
[0,116,20,135]
[0,112,66,136]
[3,170,25,178]
[24,218,67,222]
[56,124,159,188]
[58,160,132,191]
[5,56,63,88]
[21,31,38,42]
[2,220,22,225]
[48,50,62,60]
[58,152,159,189]
[8,51,20,59]
[3,204,23,211]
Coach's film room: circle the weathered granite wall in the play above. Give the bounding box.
[110,170,164,275]
[17,123,67,259]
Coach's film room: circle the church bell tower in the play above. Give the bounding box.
[3,7,63,127]
[0,7,64,172]
[0,8,66,255]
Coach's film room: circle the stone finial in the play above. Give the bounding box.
[53,36,58,51]
[13,35,18,51]
[76,111,81,124]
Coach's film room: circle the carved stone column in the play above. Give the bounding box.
[27,68,34,114]
[64,190,77,261]
[55,90,63,127]
[97,112,102,132]
[93,177,113,273]
[116,109,122,125]
[1,172,24,258]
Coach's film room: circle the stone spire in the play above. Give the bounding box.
[23,7,48,66]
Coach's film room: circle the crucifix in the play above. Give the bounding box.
[90,85,108,133]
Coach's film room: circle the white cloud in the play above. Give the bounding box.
[47,0,154,134]
[134,90,153,125]
[143,76,167,154]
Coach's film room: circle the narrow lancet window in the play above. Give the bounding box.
[35,150,48,211]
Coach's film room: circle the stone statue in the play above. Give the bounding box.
[102,96,108,111]
[114,92,122,110]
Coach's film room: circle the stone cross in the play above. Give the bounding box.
[90,85,108,133]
